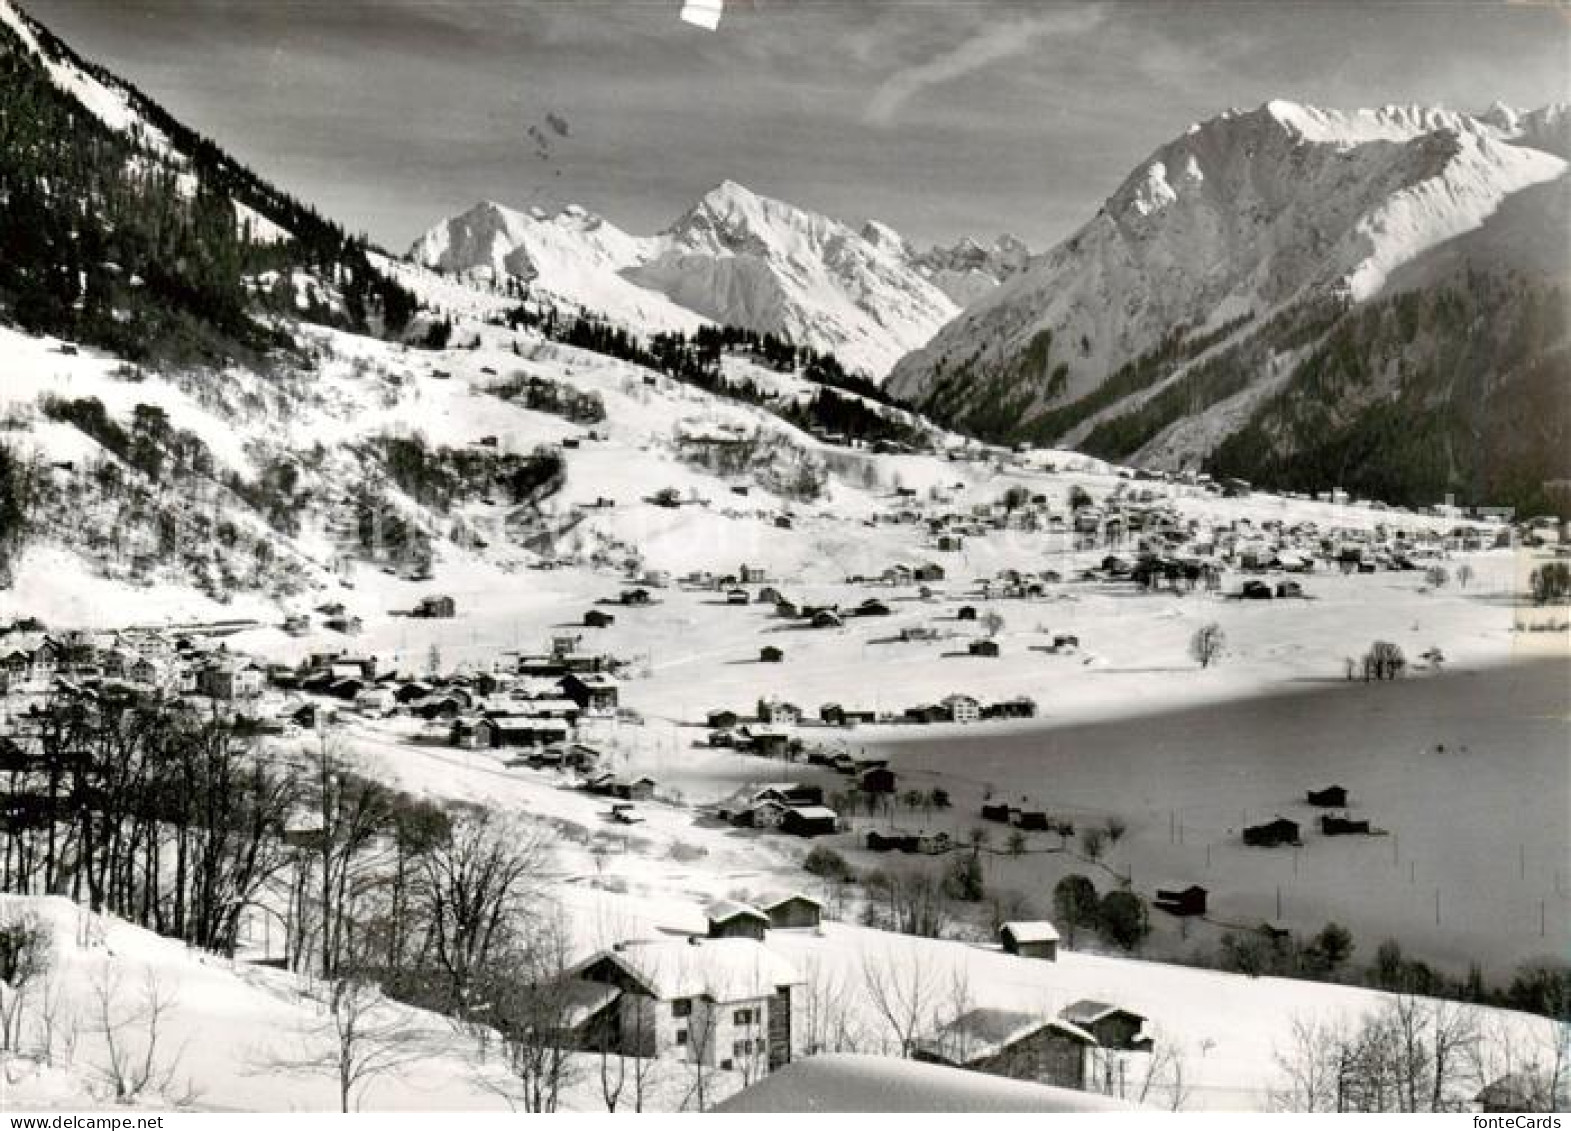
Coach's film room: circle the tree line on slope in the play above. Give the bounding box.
[0,12,417,368]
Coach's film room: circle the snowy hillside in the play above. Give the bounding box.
[412,182,963,380]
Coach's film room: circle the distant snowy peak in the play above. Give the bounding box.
[889,98,1569,409]
[907,233,1034,305]
[412,182,963,379]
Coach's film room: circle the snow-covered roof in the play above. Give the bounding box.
[785,806,838,820]
[580,938,801,1004]
[706,899,768,924]
[915,1007,1095,1066]
[753,891,822,911]
[1060,999,1143,1026]
[713,1053,1129,1112]
[1001,920,1060,944]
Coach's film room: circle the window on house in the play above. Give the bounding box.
[675,1029,688,1046]
[733,1040,752,1056]
[733,1008,753,1025]
[672,998,692,1018]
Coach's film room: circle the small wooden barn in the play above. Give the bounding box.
[1153,885,1208,917]
[706,900,770,941]
[1306,785,1348,807]
[999,921,1060,961]
[755,892,823,931]
[1242,817,1301,847]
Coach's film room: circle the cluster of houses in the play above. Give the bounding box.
[558,899,1154,1096]
[714,783,840,838]
[0,621,272,712]
[704,693,1038,750]
[980,798,1069,834]
[1241,785,1380,848]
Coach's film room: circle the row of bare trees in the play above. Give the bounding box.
[0,690,589,1110]
[2,691,295,953]
[1274,992,1569,1112]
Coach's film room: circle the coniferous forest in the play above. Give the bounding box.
[0,8,416,368]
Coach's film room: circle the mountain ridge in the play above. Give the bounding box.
[883,97,1570,514]
[411,182,1033,380]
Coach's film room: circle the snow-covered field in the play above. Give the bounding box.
[0,260,1565,1113]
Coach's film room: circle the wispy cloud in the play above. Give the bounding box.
[865,4,1108,126]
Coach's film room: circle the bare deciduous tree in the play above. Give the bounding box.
[860,945,946,1057]
[1190,622,1226,668]
[87,965,192,1105]
[421,811,551,1018]
[263,968,432,1112]
[0,911,51,1052]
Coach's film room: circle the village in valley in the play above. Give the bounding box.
[0,0,1568,1115]
[1,379,1566,1110]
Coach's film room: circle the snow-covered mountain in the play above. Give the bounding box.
[411,183,965,379]
[907,233,1034,306]
[885,100,1571,510]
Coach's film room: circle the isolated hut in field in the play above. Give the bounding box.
[1243,817,1301,847]
[781,806,839,837]
[1319,814,1372,836]
[1154,885,1207,917]
[999,921,1059,961]
[1306,785,1348,807]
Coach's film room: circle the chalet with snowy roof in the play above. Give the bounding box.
[968,638,1000,658]
[706,900,770,941]
[197,659,264,700]
[559,673,618,716]
[459,716,571,749]
[754,892,822,930]
[780,806,838,837]
[737,798,789,829]
[913,1008,1094,1091]
[412,594,456,619]
[759,645,784,663]
[583,608,616,628]
[999,921,1059,961]
[756,698,801,726]
[571,938,802,1071]
[941,694,981,723]
[1058,1001,1150,1052]
[706,708,740,730]
[354,686,398,716]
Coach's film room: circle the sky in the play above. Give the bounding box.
[24,0,1571,253]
